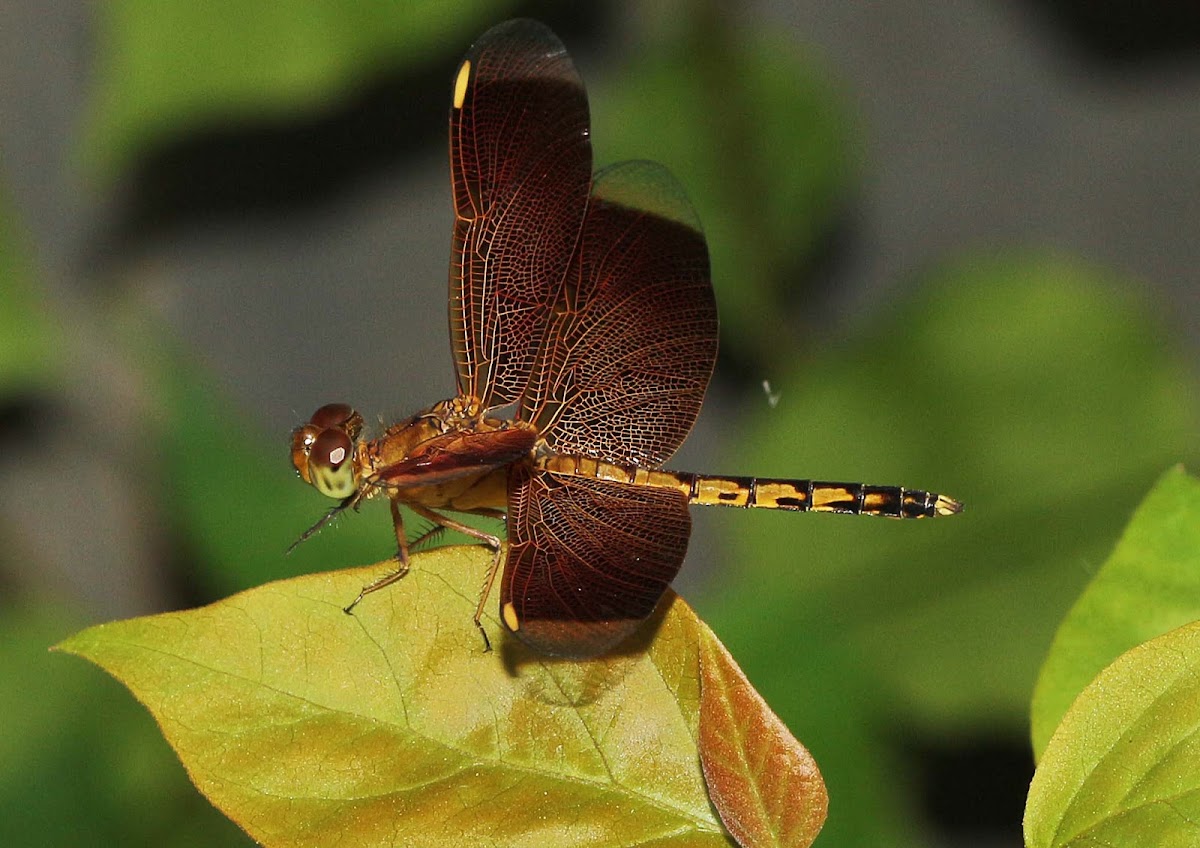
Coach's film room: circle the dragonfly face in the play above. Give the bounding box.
[290,19,961,659]
[291,403,363,499]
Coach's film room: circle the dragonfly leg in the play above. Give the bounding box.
[286,492,358,555]
[343,499,412,614]
[407,506,504,554]
[408,503,503,653]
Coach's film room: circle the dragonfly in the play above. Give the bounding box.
[291,18,962,659]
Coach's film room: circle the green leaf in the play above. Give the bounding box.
[1031,466,1200,759]
[56,546,808,847]
[85,2,513,175]
[1024,619,1200,847]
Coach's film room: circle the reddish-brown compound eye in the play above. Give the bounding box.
[309,403,355,429]
[290,424,321,483]
[307,403,365,442]
[306,428,359,499]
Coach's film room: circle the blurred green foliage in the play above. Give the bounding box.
[2,605,252,847]
[4,3,1197,847]
[704,254,1197,847]
[0,195,61,394]
[85,0,516,176]
[593,23,857,359]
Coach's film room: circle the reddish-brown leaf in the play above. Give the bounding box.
[699,630,827,848]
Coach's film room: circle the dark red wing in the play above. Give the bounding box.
[519,161,717,467]
[501,463,691,658]
[448,19,592,407]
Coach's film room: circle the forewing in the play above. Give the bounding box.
[502,464,691,658]
[448,19,592,406]
[519,161,717,467]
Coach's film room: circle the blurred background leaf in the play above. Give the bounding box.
[5,1,1200,846]
[593,20,857,362]
[0,190,61,395]
[85,0,517,178]
[712,254,1195,720]
[0,603,252,847]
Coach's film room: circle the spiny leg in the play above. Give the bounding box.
[408,502,504,653]
[406,506,503,554]
[408,523,447,554]
[286,492,358,555]
[344,498,412,614]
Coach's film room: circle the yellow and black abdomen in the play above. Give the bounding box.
[537,454,961,519]
[682,473,961,518]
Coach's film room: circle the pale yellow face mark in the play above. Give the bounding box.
[453,60,471,109]
[502,601,520,632]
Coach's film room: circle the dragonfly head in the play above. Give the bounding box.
[291,403,365,499]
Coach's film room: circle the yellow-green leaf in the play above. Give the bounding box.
[1031,466,1200,759]
[56,545,823,847]
[1024,619,1200,847]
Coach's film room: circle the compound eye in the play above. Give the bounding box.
[290,424,321,483]
[308,403,364,439]
[310,403,353,428]
[307,428,358,499]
